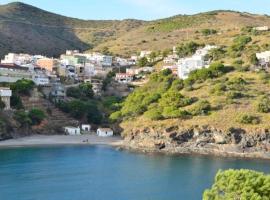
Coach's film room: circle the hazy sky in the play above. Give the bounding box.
[1,0,270,20]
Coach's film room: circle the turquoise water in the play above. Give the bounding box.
[0,145,270,200]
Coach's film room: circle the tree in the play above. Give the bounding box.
[203,169,270,200]
[10,79,35,96]
[176,41,201,58]
[79,83,94,99]
[137,57,149,67]
[10,94,23,110]
[67,83,94,100]
[28,109,46,125]
[149,52,157,62]
[14,111,32,128]
[257,96,270,113]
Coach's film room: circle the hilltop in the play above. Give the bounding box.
[1,3,270,57]
[0,2,144,57]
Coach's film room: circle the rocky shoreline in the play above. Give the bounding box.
[121,126,270,160]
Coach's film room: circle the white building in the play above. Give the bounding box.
[256,51,270,63]
[97,128,113,137]
[32,74,50,86]
[177,55,206,79]
[0,87,12,110]
[177,45,217,79]
[126,67,154,76]
[1,53,33,65]
[115,73,133,83]
[253,26,269,31]
[64,126,81,135]
[102,56,113,67]
[81,124,91,132]
[140,51,152,58]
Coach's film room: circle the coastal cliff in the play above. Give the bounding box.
[122,125,270,159]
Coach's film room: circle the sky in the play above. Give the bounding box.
[1,0,270,20]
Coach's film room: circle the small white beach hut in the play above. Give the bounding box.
[64,126,81,135]
[81,124,91,132]
[97,128,113,137]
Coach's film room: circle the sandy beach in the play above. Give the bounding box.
[0,135,123,148]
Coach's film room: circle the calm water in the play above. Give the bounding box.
[0,145,270,200]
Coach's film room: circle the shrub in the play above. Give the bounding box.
[109,111,122,122]
[207,47,226,61]
[184,62,231,86]
[162,106,189,119]
[238,114,260,124]
[257,96,270,113]
[28,109,46,125]
[176,41,201,58]
[201,29,217,36]
[10,94,23,110]
[227,91,244,99]
[144,108,163,120]
[14,110,32,127]
[66,83,94,99]
[137,57,149,67]
[259,72,270,83]
[203,169,270,200]
[10,79,35,96]
[191,100,211,115]
[210,83,226,95]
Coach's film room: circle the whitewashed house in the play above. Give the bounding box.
[177,45,217,79]
[256,51,270,70]
[253,26,269,31]
[115,73,133,83]
[97,128,113,137]
[32,74,50,86]
[0,87,12,110]
[64,127,81,135]
[81,124,91,132]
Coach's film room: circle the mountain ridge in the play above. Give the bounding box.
[1,2,270,57]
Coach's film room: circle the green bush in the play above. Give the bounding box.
[28,109,46,125]
[144,108,163,120]
[201,29,217,36]
[10,94,24,110]
[257,96,270,113]
[238,114,260,124]
[109,111,122,122]
[184,62,232,86]
[14,110,32,127]
[210,83,226,95]
[207,47,226,61]
[227,91,244,99]
[57,100,103,124]
[162,106,189,119]
[10,79,35,96]
[66,83,94,99]
[191,100,211,115]
[176,41,201,58]
[203,169,270,200]
[137,57,149,67]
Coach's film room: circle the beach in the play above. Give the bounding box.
[0,135,123,148]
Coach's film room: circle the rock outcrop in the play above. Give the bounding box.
[123,125,270,159]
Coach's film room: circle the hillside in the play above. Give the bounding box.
[94,11,270,56]
[2,3,270,57]
[0,2,144,57]
[110,64,270,158]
